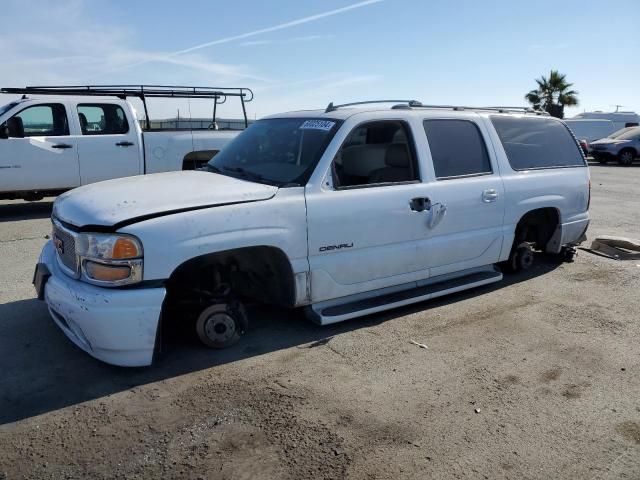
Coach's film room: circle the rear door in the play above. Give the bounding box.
[417,116,506,277]
[0,102,80,192]
[74,102,141,185]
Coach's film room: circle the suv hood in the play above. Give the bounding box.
[53,171,277,229]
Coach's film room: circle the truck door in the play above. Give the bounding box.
[0,102,80,193]
[305,119,431,303]
[416,117,506,277]
[74,102,141,185]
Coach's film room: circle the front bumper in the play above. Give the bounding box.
[36,241,166,367]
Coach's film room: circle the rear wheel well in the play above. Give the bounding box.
[182,150,219,170]
[164,246,296,312]
[513,208,560,251]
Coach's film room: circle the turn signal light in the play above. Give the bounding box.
[84,261,131,282]
[112,238,141,259]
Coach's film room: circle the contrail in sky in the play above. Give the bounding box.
[103,0,383,74]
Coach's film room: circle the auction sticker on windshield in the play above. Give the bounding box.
[300,120,336,131]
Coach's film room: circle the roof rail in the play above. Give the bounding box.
[0,85,255,128]
[325,99,422,113]
[324,99,548,115]
[413,104,548,115]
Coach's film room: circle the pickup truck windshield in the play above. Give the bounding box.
[207,118,341,186]
[0,102,19,117]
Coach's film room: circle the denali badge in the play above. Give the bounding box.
[319,243,353,252]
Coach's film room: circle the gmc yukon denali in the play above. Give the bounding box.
[33,100,590,366]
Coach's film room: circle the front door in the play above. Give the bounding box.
[0,103,80,193]
[74,103,141,185]
[305,120,430,303]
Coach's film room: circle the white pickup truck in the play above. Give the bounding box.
[0,85,251,200]
[34,100,590,366]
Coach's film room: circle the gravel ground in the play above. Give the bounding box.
[0,162,639,479]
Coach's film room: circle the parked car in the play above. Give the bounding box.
[33,101,590,366]
[590,126,640,165]
[563,119,616,150]
[0,85,253,200]
[571,111,639,131]
[608,126,636,139]
[578,138,589,157]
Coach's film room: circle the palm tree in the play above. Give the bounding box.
[525,70,578,118]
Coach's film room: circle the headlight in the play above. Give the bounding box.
[77,233,143,286]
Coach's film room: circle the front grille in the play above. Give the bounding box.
[52,222,78,273]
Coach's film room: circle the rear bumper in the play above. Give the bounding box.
[561,213,590,246]
[37,241,166,367]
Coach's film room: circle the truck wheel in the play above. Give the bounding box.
[617,149,635,166]
[196,303,247,349]
[506,242,534,272]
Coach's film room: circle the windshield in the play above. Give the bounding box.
[614,127,640,140]
[207,117,341,186]
[0,101,19,117]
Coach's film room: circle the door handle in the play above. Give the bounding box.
[482,189,498,202]
[51,143,73,149]
[115,141,134,147]
[409,197,431,212]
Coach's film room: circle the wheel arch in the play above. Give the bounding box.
[513,207,562,253]
[165,245,297,308]
[181,149,219,170]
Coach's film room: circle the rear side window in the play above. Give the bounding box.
[77,104,129,135]
[490,116,586,170]
[423,119,492,179]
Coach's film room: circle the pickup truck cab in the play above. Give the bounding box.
[0,85,251,200]
[34,101,590,366]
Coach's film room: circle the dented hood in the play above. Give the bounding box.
[53,171,277,228]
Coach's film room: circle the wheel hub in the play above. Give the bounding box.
[204,312,236,342]
[521,250,534,268]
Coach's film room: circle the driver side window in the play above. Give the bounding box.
[332,121,419,188]
[13,104,69,137]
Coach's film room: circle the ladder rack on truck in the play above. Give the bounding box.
[0,85,255,129]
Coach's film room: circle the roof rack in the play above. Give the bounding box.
[325,99,548,115]
[325,100,422,112]
[0,85,255,129]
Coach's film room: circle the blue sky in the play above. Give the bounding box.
[1,0,639,119]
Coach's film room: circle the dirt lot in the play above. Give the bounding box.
[1,162,639,480]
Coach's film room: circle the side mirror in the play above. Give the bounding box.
[6,116,25,138]
[0,123,8,139]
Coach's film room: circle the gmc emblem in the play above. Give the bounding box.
[54,237,65,255]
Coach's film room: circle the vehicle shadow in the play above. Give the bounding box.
[0,200,53,222]
[0,253,560,425]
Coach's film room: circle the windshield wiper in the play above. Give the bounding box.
[201,164,222,173]
[223,166,268,182]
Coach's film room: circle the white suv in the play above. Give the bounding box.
[34,101,591,366]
